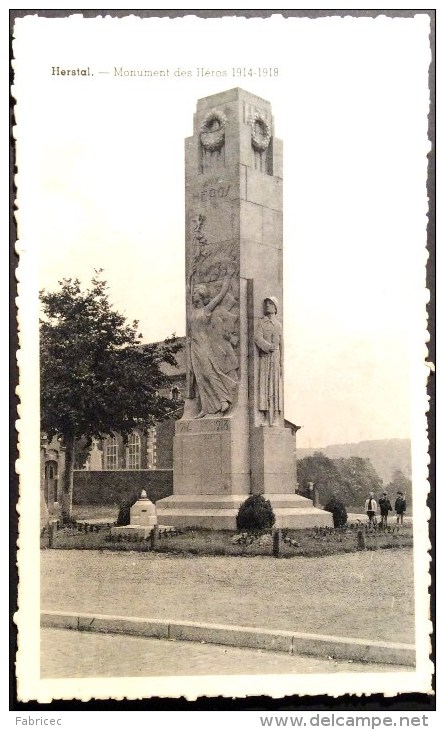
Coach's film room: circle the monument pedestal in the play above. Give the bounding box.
[250,426,296,494]
[156,493,332,530]
[156,415,332,530]
[156,494,247,531]
[172,415,250,496]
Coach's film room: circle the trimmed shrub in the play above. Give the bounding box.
[324,496,348,528]
[116,491,141,526]
[236,494,276,534]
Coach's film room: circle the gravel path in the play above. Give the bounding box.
[41,548,414,643]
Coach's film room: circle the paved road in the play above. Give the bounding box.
[41,628,410,678]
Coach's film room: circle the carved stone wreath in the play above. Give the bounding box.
[249,112,271,152]
[200,109,227,152]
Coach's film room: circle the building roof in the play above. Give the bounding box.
[142,336,186,378]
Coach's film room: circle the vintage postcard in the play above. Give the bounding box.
[12,11,434,704]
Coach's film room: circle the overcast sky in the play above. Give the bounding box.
[14,14,431,448]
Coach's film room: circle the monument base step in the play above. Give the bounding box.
[156,494,333,530]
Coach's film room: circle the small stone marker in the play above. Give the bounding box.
[357,529,367,551]
[273,528,282,558]
[48,519,57,548]
[150,524,159,549]
[130,490,157,529]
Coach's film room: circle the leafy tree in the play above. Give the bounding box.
[40,272,182,522]
[334,456,383,507]
[386,468,412,500]
[297,452,341,504]
[297,452,383,507]
[72,435,92,470]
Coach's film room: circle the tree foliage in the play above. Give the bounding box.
[297,451,383,507]
[40,272,183,521]
[386,468,412,500]
[334,456,383,506]
[297,452,341,501]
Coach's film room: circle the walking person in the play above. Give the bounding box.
[394,491,407,525]
[365,492,377,525]
[378,491,392,528]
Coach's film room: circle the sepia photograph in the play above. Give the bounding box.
[12,10,434,705]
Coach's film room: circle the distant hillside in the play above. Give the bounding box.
[296,439,411,484]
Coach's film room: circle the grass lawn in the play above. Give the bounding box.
[41,547,415,644]
[72,505,118,521]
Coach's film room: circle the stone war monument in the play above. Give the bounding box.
[157,88,332,529]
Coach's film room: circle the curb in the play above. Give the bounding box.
[41,610,415,667]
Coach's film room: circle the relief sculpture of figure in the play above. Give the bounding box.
[254,296,283,426]
[189,264,238,418]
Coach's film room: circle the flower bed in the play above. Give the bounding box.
[41,522,413,557]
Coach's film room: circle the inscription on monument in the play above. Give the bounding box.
[192,184,231,204]
[176,419,230,433]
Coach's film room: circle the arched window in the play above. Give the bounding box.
[104,436,118,470]
[127,432,141,470]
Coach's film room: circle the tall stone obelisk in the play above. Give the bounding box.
[156,88,332,529]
